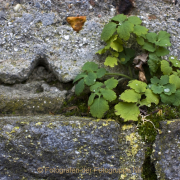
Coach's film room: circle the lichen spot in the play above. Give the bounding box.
[66,16,86,32]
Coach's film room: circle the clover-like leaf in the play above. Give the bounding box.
[90,82,104,92]
[128,80,147,93]
[101,22,117,41]
[88,93,96,106]
[169,75,180,89]
[169,56,180,68]
[161,60,172,75]
[100,88,117,102]
[160,93,175,105]
[163,84,176,95]
[75,79,85,95]
[150,76,160,85]
[159,75,169,85]
[133,25,148,36]
[82,62,99,72]
[128,16,142,25]
[136,37,144,45]
[142,42,156,52]
[96,68,107,78]
[104,56,118,67]
[151,84,164,94]
[111,14,127,22]
[155,31,171,47]
[156,47,169,57]
[115,102,140,121]
[120,89,141,103]
[117,21,134,41]
[90,97,109,118]
[73,72,86,83]
[146,32,157,43]
[104,77,118,89]
[84,72,97,86]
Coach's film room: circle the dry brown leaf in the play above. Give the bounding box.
[157,109,163,116]
[139,70,147,83]
[62,106,79,112]
[133,53,148,64]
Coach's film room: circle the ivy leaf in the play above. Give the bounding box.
[73,72,86,83]
[117,21,134,41]
[90,82,104,92]
[119,48,135,64]
[146,32,157,43]
[115,102,140,121]
[97,68,107,78]
[75,79,85,95]
[84,72,97,86]
[163,84,176,95]
[159,75,169,85]
[128,16,142,25]
[111,14,127,22]
[88,93,96,106]
[110,40,123,52]
[82,62,98,72]
[155,31,171,47]
[101,22,117,41]
[142,42,156,52]
[169,56,180,68]
[104,56,118,67]
[161,60,172,75]
[90,98,109,118]
[100,89,117,102]
[150,76,160,85]
[172,90,180,106]
[156,47,169,57]
[104,77,118,89]
[128,80,147,93]
[151,84,164,94]
[136,37,144,45]
[140,89,159,106]
[120,89,141,103]
[169,75,180,89]
[133,25,148,36]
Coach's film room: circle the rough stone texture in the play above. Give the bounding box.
[0,116,146,180]
[152,119,180,180]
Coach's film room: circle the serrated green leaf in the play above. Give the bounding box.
[82,62,98,72]
[115,102,140,121]
[163,84,176,95]
[104,56,118,67]
[90,97,109,118]
[110,40,123,52]
[151,84,164,94]
[133,25,148,36]
[97,68,106,78]
[100,89,117,102]
[75,79,85,95]
[159,75,169,85]
[173,90,180,106]
[128,80,147,93]
[169,56,180,68]
[146,32,157,43]
[149,52,160,60]
[156,47,169,57]
[128,16,142,25]
[73,72,86,83]
[84,72,97,86]
[140,89,159,106]
[160,93,175,105]
[161,60,172,75]
[88,93,96,106]
[169,75,180,89]
[104,77,118,89]
[150,76,160,85]
[136,37,144,45]
[119,48,135,64]
[111,14,127,22]
[117,21,134,41]
[120,89,141,103]
[90,82,104,92]
[101,22,117,41]
[111,51,119,57]
[148,58,160,75]
[155,31,171,47]
[142,42,156,52]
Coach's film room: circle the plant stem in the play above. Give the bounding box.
[128,66,133,78]
[105,73,134,80]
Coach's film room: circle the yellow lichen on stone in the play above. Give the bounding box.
[122,124,133,130]
[35,122,43,126]
[10,127,19,133]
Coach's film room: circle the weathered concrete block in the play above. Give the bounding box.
[0,115,146,179]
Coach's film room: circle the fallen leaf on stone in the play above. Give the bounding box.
[66,16,86,32]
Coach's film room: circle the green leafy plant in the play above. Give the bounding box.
[73,14,179,122]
